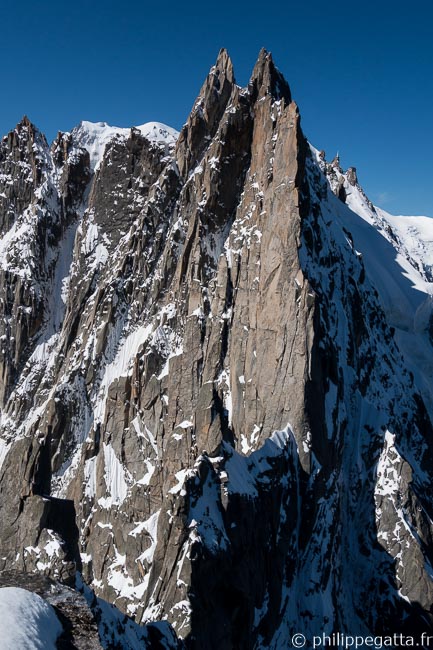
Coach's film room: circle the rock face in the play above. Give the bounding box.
[1,48,433,648]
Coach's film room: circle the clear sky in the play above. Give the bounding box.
[0,0,432,216]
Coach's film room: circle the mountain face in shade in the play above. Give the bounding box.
[1,48,433,649]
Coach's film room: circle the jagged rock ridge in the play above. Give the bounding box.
[0,48,433,649]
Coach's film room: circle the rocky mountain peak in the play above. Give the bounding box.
[211,47,234,83]
[10,115,49,155]
[346,165,358,185]
[0,116,52,238]
[175,48,236,177]
[14,114,35,134]
[330,151,342,171]
[248,47,292,103]
[18,114,31,125]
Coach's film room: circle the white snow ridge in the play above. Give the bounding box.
[72,120,179,171]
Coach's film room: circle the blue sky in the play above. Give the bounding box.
[0,0,432,216]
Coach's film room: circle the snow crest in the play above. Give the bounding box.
[72,120,179,171]
[0,587,62,650]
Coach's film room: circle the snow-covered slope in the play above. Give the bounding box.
[136,121,179,147]
[0,587,62,650]
[312,145,433,419]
